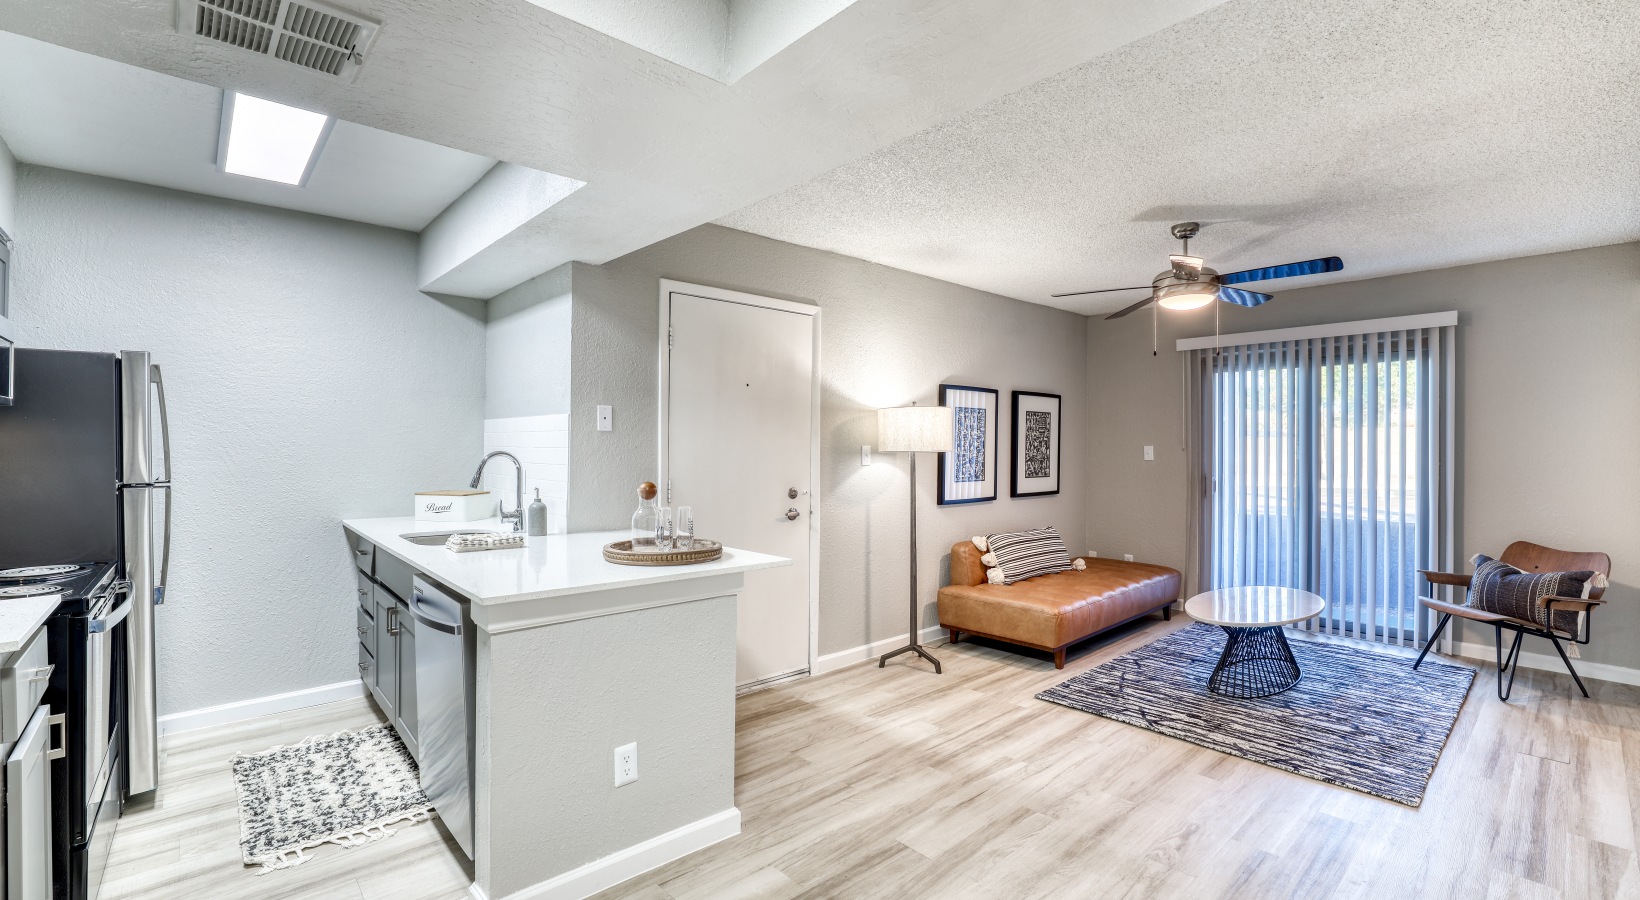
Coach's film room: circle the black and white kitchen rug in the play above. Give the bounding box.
[1037,623,1475,806]
[231,723,434,872]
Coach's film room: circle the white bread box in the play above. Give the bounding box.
[414,490,496,523]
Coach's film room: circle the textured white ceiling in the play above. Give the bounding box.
[0,31,495,232]
[0,0,1229,298]
[719,0,1640,315]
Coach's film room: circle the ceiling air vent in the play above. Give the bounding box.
[177,0,381,83]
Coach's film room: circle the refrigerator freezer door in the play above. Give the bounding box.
[118,351,153,485]
[121,486,159,796]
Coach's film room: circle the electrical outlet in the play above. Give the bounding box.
[1143,445,1155,461]
[613,742,637,787]
[1123,554,1135,562]
[1087,550,1098,558]
[596,405,613,432]
[861,445,872,466]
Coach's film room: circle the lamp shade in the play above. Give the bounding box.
[878,405,954,453]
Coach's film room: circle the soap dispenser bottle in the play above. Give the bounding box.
[526,488,549,536]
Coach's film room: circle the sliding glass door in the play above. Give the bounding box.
[1198,323,1455,648]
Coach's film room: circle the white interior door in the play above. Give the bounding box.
[665,288,814,688]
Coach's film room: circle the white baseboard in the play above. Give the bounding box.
[1450,641,1640,688]
[471,807,741,900]
[814,626,947,676]
[158,679,367,736]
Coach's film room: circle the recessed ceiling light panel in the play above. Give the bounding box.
[218,91,333,185]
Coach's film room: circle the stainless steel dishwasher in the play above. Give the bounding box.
[409,576,473,859]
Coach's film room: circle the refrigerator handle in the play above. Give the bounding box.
[156,484,171,605]
[152,364,171,484]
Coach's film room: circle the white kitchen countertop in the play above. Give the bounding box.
[341,516,790,607]
[0,596,62,655]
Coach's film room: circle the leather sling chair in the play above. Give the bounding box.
[1413,541,1611,701]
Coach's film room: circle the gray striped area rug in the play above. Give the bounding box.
[1037,623,1474,806]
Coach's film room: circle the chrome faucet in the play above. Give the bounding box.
[470,451,524,533]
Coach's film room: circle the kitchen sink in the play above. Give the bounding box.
[400,530,498,546]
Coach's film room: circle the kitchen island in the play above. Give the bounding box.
[340,516,789,900]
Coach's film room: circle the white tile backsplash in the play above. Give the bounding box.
[483,414,569,533]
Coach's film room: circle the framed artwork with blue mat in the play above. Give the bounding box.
[938,384,997,505]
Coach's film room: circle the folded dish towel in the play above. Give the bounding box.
[445,532,525,553]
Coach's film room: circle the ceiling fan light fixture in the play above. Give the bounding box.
[1155,281,1217,311]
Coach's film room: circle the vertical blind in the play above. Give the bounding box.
[1182,316,1457,648]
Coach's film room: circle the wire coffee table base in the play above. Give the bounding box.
[1207,625,1301,698]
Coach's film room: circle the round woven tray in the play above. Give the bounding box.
[602,539,723,566]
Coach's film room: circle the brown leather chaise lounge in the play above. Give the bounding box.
[938,542,1182,668]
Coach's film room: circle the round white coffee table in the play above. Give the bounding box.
[1184,586,1326,698]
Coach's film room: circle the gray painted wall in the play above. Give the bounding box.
[485,262,572,419]
[0,133,15,237]
[567,224,1088,656]
[1086,241,1640,668]
[12,167,486,716]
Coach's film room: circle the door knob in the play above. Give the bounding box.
[788,487,799,499]
[786,508,800,521]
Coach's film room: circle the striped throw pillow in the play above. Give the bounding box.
[1466,554,1600,637]
[984,527,1072,584]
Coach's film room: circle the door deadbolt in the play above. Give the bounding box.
[788,487,799,499]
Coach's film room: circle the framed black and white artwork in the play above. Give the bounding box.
[938,384,997,505]
[1010,390,1061,498]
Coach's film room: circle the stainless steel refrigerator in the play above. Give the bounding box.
[0,348,169,797]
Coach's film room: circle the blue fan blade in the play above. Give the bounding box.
[1220,256,1343,285]
[1219,286,1273,307]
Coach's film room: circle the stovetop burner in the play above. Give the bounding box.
[0,564,89,583]
[0,584,64,599]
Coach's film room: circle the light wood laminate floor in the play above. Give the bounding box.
[103,616,1640,900]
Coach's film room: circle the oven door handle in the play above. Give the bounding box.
[90,583,136,635]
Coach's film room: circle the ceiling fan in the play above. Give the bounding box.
[1054,223,1344,320]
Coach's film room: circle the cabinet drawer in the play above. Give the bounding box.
[358,642,374,683]
[356,571,374,615]
[0,627,51,745]
[348,532,375,576]
[357,606,374,657]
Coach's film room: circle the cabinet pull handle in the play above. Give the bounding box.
[47,713,67,761]
[356,549,369,556]
[357,626,368,635]
[359,661,371,670]
[386,607,400,636]
[26,664,54,683]
[358,588,368,596]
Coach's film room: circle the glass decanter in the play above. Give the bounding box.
[630,482,661,549]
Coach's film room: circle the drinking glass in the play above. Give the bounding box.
[655,506,674,551]
[675,506,695,550]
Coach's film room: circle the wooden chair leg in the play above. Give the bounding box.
[1053,648,1066,669]
[948,629,960,645]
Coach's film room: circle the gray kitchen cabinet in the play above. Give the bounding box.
[350,536,419,761]
[371,583,399,718]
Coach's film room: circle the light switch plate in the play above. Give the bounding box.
[596,405,613,432]
[861,445,871,466]
[1143,445,1155,461]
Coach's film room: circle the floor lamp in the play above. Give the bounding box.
[877,403,954,674]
